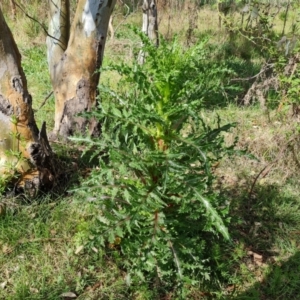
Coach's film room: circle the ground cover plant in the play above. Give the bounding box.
[1,1,300,299]
[71,32,237,296]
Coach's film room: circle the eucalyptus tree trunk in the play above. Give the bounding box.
[0,0,116,194]
[0,8,54,194]
[138,0,158,64]
[142,0,158,46]
[47,0,117,138]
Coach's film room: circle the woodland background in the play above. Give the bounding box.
[1,0,300,299]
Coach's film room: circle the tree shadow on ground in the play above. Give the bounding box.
[223,182,300,300]
[200,55,261,109]
[229,251,300,300]
[1,142,102,202]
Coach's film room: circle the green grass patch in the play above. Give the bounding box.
[1,2,300,299]
[0,198,130,299]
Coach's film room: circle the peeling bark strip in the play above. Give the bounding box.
[0,8,55,194]
[48,0,117,138]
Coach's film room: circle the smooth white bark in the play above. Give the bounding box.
[51,0,117,136]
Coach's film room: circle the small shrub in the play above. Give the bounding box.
[73,34,236,296]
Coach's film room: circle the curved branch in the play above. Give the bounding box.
[14,1,63,45]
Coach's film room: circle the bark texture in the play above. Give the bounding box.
[47,0,70,84]
[138,0,158,64]
[0,0,116,194]
[0,8,55,194]
[47,0,117,138]
[142,0,159,46]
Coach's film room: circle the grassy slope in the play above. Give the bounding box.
[1,3,300,299]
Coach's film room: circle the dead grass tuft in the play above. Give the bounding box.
[212,107,300,190]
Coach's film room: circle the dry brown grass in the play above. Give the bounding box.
[207,106,300,191]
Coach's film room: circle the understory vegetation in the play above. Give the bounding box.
[1,1,300,299]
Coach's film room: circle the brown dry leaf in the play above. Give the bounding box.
[226,285,235,292]
[2,244,13,254]
[255,269,264,282]
[255,260,263,267]
[30,213,37,219]
[60,292,77,299]
[267,256,277,264]
[30,287,39,294]
[92,247,98,253]
[4,269,10,279]
[253,252,263,266]
[85,281,102,292]
[75,245,84,255]
[247,263,255,271]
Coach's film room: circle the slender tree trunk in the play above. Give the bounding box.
[0,8,54,194]
[142,0,159,46]
[47,0,117,139]
[10,0,17,20]
[46,0,70,83]
[138,0,158,64]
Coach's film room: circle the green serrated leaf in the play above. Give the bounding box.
[111,107,122,118]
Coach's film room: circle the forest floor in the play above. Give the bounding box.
[1,4,300,300]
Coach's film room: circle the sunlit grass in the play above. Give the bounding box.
[0,2,300,299]
[0,198,129,299]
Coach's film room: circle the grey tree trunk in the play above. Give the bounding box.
[142,0,159,46]
[138,0,159,64]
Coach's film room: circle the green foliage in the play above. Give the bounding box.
[268,5,300,110]
[72,34,236,295]
[0,198,130,299]
[275,43,300,109]
[2,3,300,299]
[221,0,300,109]
[21,45,54,127]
